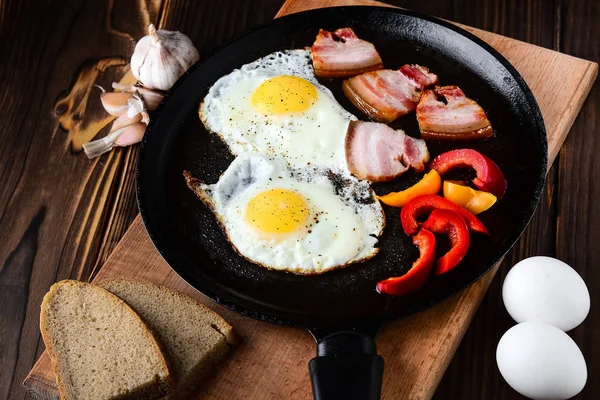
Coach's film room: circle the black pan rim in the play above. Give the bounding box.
[136,6,548,329]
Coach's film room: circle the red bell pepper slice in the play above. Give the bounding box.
[429,149,507,198]
[400,194,489,235]
[376,228,436,296]
[422,209,470,275]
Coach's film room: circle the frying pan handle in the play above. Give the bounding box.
[309,331,384,400]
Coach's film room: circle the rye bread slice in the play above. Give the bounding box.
[40,280,173,400]
[98,279,236,400]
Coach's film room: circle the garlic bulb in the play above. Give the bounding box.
[130,24,199,91]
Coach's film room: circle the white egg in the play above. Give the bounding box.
[200,49,356,171]
[497,321,587,400]
[196,153,385,274]
[502,256,590,331]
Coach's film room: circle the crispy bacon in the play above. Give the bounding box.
[416,86,493,140]
[311,28,383,78]
[345,121,429,182]
[342,65,438,123]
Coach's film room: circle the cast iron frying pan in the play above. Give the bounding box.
[137,7,547,399]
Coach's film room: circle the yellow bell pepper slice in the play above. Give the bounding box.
[443,181,497,215]
[378,170,442,207]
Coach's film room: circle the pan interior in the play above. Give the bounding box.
[138,7,547,327]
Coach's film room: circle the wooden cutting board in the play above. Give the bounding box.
[23,0,597,399]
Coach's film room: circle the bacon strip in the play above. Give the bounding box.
[345,121,429,182]
[416,86,493,140]
[311,28,383,79]
[342,65,438,123]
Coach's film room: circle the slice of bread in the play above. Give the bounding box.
[98,279,236,400]
[40,280,173,400]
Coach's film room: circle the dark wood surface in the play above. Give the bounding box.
[0,1,597,399]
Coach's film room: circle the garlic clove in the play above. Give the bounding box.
[137,88,164,111]
[114,122,146,147]
[82,120,146,159]
[111,82,136,92]
[98,87,134,117]
[82,128,122,159]
[111,82,164,111]
[127,93,150,124]
[130,24,199,91]
[112,112,142,131]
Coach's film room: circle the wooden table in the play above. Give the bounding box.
[1,1,598,399]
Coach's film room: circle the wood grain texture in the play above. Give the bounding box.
[0,2,145,398]
[19,1,597,400]
[555,1,600,399]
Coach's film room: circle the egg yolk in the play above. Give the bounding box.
[245,189,310,234]
[252,75,317,115]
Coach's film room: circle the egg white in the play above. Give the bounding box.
[200,49,356,172]
[197,154,384,274]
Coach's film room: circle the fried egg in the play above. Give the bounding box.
[192,153,384,274]
[200,49,356,171]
